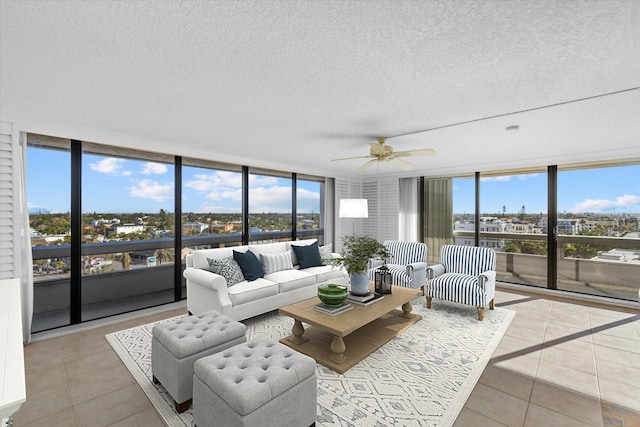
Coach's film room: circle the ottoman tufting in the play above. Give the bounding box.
[193,337,317,427]
[151,311,247,413]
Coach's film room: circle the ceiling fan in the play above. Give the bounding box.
[331,137,436,171]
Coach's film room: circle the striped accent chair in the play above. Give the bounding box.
[426,245,496,320]
[368,240,427,290]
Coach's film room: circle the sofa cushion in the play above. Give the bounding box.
[287,239,318,265]
[260,251,293,275]
[249,242,287,258]
[264,269,315,293]
[300,264,344,283]
[291,241,323,269]
[227,279,278,306]
[233,250,265,281]
[427,273,485,306]
[207,257,245,287]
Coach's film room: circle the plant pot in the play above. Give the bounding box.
[349,272,370,296]
[317,284,348,307]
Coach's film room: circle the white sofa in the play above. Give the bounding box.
[183,239,347,321]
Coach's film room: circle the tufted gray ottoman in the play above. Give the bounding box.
[193,337,317,427]
[151,311,247,413]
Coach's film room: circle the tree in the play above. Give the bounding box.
[121,252,131,270]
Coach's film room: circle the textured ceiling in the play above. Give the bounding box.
[1,0,639,178]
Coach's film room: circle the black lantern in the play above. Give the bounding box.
[374,267,392,294]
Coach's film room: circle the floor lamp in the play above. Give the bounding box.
[339,198,368,235]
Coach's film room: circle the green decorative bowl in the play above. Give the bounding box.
[317,284,348,308]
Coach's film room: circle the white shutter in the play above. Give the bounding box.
[362,181,378,238]
[362,177,399,242]
[334,178,350,251]
[378,177,399,241]
[0,122,15,278]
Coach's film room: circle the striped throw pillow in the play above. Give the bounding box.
[260,251,294,275]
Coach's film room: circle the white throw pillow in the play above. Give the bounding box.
[319,244,333,264]
[260,251,294,275]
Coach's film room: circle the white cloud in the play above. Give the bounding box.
[250,186,292,212]
[140,162,168,175]
[206,189,242,202]
[481,173,539,182]
[184,171,320,213]
[122,170,132,176]
[480,176,511,182]
[249,175,279,186]
[570,194,640,213]
[89,158,125,174]
[128,180,174,202]
[296,188,320,201]
[185,171,242,192]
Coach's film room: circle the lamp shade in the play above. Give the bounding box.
[339,199,368,218]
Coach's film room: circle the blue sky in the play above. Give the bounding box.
[26,149,321,214]
[27,148,639,215]
[453,165,640,215]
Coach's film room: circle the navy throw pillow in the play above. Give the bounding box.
[233,250,264,281]
[291,241,323,269]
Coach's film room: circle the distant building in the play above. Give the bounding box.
[110,224,144,235]
[557,219,580,235]
[182,222,209,234]
[592,249,640,265]
[454,216,541,249]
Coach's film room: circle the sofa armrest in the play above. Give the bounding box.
[183,267,233,315]
[183,267,228,291]
[426,263,445,280]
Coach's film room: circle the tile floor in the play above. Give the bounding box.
[12,288,640,427]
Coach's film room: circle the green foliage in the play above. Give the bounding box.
[331,235,390,274]
[503,240,547,255]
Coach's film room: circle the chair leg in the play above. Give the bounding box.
[489,299,495,310]
[426,296,432,309]
[420,284,425,296]
[477,307,484,321]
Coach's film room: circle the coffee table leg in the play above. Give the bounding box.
[288,319,308,344]
[329,335,346,362]
[401,300,415,318]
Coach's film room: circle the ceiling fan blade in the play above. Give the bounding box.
[357,159,378,172]
[388,157,416,170]
[392,148,436,157]
[331,155,374,162]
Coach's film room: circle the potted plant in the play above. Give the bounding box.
[332,235,390,296]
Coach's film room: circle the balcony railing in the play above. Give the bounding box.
[31,229,325,332]
[453,231,640,301]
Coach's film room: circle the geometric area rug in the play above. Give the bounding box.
[106,298,514,427]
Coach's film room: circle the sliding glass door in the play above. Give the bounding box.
[437,162,640,302]
[478,170,548,288]
[556,164,640,301]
